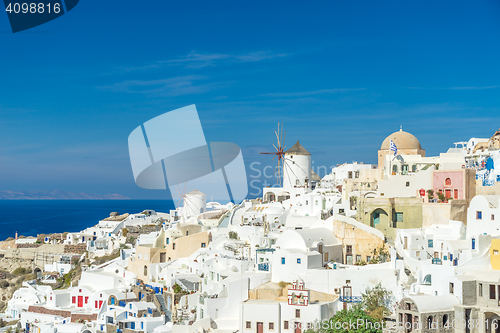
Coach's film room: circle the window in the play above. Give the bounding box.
[406,181,410,187]
[402,164,409,175]
[72,296,76,303]
[392,165,398,174]
[427,316,434,329]
[491,284,497,299]
[348,171,353,178]
[355,171,360,178]
[493,214,496,220]
[284,321,289,329]
[477,211,483,220]
[479,283,483,297]
[295,309,300,318]
[356,255,361,263]
[186,231,189,236]
[297,258,301,264]
[495,250,499,255]
[305,200,308,205]
[454,189,458,199]
[428,239,434,248]
[85,296,88,304]
[366,256,371,262]
[281,257,285,265]
[144,265,147,276]
[395,212,403,222]
[246,321,251,329]
[443,315,449,328]
[346,245,352,254]
[445,178,452,186]
[95,300,98,308]
[166,238,169,244]
[416,251,421,258]
[201,243,206,248]
[472,238,476,250]
[449,282,454,294]
[269,322,274,330]
[173,243,176,250]
[412,165,417,172]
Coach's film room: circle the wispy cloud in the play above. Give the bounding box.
[261,88,365,98]
[122,51,290,71]
[99,75,226,96]
[406,85,500,90]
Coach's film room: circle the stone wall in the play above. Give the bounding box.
[27,305,71,317]
[71,313,97,322]
[16,243,42,249]
[64,244,87,254]
[27,305,97,322]
[106,324,117,333]
[462,280,477,306]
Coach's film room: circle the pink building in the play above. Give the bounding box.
[432,169,476,203]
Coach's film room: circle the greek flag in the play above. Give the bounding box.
[390,140,397,156]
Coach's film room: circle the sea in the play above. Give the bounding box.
[0,200,176,240]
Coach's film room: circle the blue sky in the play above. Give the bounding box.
[1,0,500,199]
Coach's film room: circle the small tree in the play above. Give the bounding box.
[361,283,393,321]
[173,283,182,294]
[355,259,367,266]
[427,189,434,200]
[437,192,446,202]
[228,231,239,240]
[304,305,383,332]
[122,228,129,237]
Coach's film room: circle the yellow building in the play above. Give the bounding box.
[316,216,386,265]
[490,239,500,270]
[128,230,211,282]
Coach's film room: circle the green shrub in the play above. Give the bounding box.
[12,267,28,275]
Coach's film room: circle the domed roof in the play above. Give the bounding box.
[380,129,422,150]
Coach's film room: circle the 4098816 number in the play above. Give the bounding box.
[5,2,61,14]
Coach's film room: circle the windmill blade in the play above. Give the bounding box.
[275,129,281,148]
[272,154,277,161]
[272,143,278,152]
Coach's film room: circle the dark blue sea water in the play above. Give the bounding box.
[0,200,175,240]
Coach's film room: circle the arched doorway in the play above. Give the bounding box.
[34,267,42,279]
[485,312,500,333]
[264,192,276,202]
[370,209,388,228]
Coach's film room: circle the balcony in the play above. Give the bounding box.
[339,296,362,303]
[258,263,269,271]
